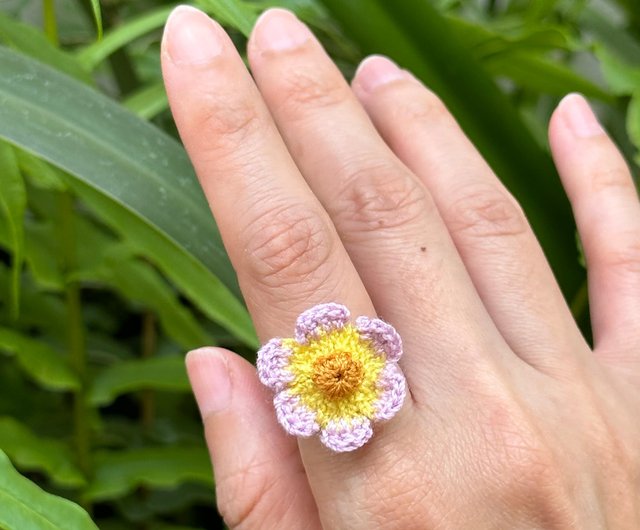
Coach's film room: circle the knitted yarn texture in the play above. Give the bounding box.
[257,303,406,452]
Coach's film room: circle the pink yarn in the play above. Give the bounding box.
[294,303,350,344]
[355,316,403,362]
[273,391,320,437]
[374,363,406,421]
[256,338,295,391]
[320,418,374,452]
[256,303,406,453]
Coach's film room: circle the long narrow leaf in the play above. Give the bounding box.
[0,47,257,347]
[0,142,25,318]
[196,0,258,37]
[0,12,92,84]
[123,82,168,120]
[89,0,104,40]
[76,6,174,71]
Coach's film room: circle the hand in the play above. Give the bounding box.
[161,6,640,529]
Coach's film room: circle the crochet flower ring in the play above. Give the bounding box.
[256,303,406,453]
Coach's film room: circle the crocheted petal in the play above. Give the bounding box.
[319,417,373,453]
[374,363,407,421]
[355,316,402,361]
[256,338,295,391]
[274,391,320,437]
[294,303,350,344]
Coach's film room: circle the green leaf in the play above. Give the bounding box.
[197,0,258,37]
[22,220,65,291]
[0,417,85,488]
[89,355,190,406]
[15,148,67,191]
[318,0,583,297]
[0,141,25,319]
[0,12,92,84]
[595,44,640,95]
[70,180,257,348]
[627,93,640,165]
[0,327,80,391]
[485,51,612,101]
[76,6,174,71]
[447,16,573,61]
[103,252,210,349]
[68,217,210,349]
[0,47,257,348]
[123,82,168,120]
[115,483,213,522]
[0,450,97,530]
[85,446,213,501]
[89,0,104,40]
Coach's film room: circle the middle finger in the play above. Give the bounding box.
[247,9,518,398]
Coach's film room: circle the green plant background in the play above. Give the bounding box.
[0,0,638,528]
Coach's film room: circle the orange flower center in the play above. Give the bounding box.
[311,351,363,399]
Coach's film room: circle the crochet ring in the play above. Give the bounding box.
[256,303,407,453]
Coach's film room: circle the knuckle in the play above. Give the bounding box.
[476,402,574,525]
[215,461,281,529]
[599,238,640,276]
[276,68,348,117]
[356,441,437,529]
[449,185,528,241]
[242,202,334,289]
[335,160,428,234]
[400,88,450,124]
[197,95,265,149]
[590,165,636,194]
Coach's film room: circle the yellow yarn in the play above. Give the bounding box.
[284,325,385,427]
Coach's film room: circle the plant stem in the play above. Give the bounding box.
[141,312,156,431]
[42,0,59,45]
[58,193,91,481]
[74,0,141,94]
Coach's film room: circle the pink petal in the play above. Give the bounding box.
[319,417,373,452]
[374,363,406,421]
[294,303,350,344]
[355,316,402,361]
[274,391,320,437]
[256,338,295,391]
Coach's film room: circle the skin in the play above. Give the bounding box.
[160,6,640,529]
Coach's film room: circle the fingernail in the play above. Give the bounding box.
[560,93,605,138]
[252,8,311,52]
[163,5,223,65]
[354,55,407,93]
[186,348,231,416]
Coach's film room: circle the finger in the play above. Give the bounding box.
[549,94,640,364]
[161,5,373,334]
[161,6,416,524]
[186,348,321,529]
[247,9,515,392]
[352,55,586,373]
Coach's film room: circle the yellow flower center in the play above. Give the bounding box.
[283,325,385,427]
[311,351,363,399]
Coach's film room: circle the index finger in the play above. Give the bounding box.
[161,5,414,522]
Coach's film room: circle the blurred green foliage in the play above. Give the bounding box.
[0,0,638,527]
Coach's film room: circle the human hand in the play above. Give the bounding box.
[161,6,640,528]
